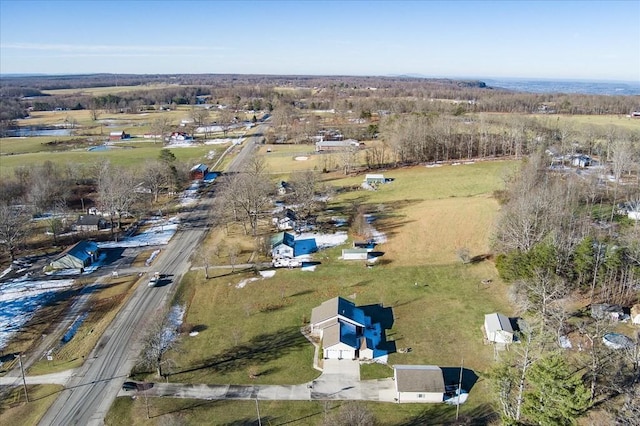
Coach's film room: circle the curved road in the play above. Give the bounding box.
[38,126,263,426]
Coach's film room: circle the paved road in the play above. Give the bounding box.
[38,126,263,426]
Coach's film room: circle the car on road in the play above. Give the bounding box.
[122,381,138,391]
[148,272,161,287]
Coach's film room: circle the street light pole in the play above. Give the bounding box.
[16,353,29,402]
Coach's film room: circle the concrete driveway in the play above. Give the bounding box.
[122,359,397,403]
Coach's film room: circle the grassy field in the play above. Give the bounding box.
[0,385,63,426]
[41,83,180,96]
[0,144,225,178]
[113,160,517,424]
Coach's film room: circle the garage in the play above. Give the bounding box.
[324,347,356,360]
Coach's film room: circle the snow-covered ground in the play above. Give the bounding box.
[98,217,179,249]
[0,277,75,350]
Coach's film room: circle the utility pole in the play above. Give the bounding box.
[456,358,464,420]
[255,398,262,426]
[16,353,29,402]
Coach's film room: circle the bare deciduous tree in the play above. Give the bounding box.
[0,202,30,261]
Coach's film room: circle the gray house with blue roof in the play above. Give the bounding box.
[49,240,100,270]
[310,297,386,360]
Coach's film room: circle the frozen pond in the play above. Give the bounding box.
[5,128,74,137]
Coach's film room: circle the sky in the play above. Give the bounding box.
[1,0,639,82]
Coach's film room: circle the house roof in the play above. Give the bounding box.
[484,313,513,334]
[190,163,208,173]
[271,232,295,248]
[54,240,98,263]
[310,297,366,328]
[75,215,104,226]
[322,320,360,349]
[293,238,317,257]
[395,365,445,393]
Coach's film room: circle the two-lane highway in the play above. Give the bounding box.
[39,125,264,425]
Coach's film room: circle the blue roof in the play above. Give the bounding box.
[339,320,359,348]
[271,232,295,248]
[293,238,317,256]
[67,241,98,262]
[337,297,366,326]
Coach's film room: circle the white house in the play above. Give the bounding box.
[484,313,514,344]
[394,365,445,403]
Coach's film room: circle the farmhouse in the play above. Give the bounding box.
[189,164,209,180]
[310,297,386,360]
[272,208,297,231]
[270,231,317,259]
[394,365,445,403]
[72,214,108,232]
[49,241,100,270]
[484,313,514,344]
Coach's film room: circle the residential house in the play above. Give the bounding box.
[272,209,297,231]
[270,232,317,259]
[73,215,108,232]
[49,241,100,270]
[571,154,592,168]
[484,313,514,344]
[394,365,445,403]
[310,297,386,360]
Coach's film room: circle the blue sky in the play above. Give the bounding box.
[1,0,638,81]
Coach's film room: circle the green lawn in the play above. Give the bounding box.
[119,161,517,423]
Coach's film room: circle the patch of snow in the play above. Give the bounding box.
[145,249,161,266]
[301,265,316,272]
[0,266,12,279]
[0,277,75,350]
[98,218,178,248]
[206,150,216,160]
[236,277,259,289]
[559,335,572,349]
[259,270,276,278]
[295,156,308,161]
[204,137,244,145]
[189,331,199,337]
[296,231,348,250]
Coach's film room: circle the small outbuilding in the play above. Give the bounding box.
[49,241,100,270]
[364,174,385,185]
[630,304,640,325]
[484,313,514,344]
[190,164,209,180]
[73,214,108,232]
[394,365,445,403]
[591,303,625,322]
[342,248,369,260]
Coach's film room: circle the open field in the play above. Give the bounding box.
[41,83,181,96]
[483,112,640,131]
[118,160,517,423]
[0,384,63,426]
[0,144,224,178]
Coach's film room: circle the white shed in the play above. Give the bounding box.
[365,174,385,185]
[394,365,445,403]
[631,304,640,325]
[342,248,369,260]
[484,313,514,344]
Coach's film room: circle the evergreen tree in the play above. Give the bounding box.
[522,353,590,425]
